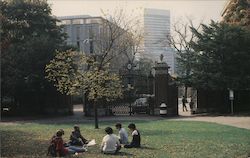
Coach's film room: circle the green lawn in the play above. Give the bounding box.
[1,120,250,158]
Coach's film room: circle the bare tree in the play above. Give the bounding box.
[89,8,144,71]
[166,17,202,97]
[85,9,144,127]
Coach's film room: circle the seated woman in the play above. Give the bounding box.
[69,125,89,146]
[124,123,141,148]
[101,127,121,154]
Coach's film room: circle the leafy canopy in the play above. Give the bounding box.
[45,50,123,101]
[1,0,66,97]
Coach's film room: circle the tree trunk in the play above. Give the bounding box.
[94,101,99,129]
[184,85,188,98]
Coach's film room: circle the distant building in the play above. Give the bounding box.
[221,0,235,17]
[57,15,132,72]
[221,0,249,28]
[143,8,176,75]
[57,15,104,54]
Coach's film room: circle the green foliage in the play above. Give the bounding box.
[175,50,195,87]
[1,120,250,158]
[223,0,250,29]
[45,50,123,102]
[136,58,154,76]
[190,21,250,90]
[1,0,66,98]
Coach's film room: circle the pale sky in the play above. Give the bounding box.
[48,0,228,25]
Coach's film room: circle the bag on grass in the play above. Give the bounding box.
[47,143,57,157]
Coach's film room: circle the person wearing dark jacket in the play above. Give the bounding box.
[182,96,188,112]
[69,125,89,146]
[124,123,141,148]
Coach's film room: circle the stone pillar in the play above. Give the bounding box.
[154,62,178,116]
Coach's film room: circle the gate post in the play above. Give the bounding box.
[153,60,178,116]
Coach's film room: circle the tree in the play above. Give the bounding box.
[166,18,202,97]
[1,0,66,112]
[46,50,123,128]
[222,0,250,29]
[190,21,250,90]
[46,9,143,128]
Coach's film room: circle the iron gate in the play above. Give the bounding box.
[108,102,131,115]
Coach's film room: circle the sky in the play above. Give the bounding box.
[47,0,228,25]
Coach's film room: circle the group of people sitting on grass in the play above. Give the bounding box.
[47,123,141,157]
[101,123,141,154]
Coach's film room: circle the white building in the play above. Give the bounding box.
[143,8,176,75]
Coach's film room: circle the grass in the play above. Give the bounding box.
[1,119,250,158]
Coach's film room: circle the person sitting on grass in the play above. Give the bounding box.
[124,123,141,148]
[101,127,121,154]
[69,125,89,146]
[115,123,128,144]
[51,129,64,141]
[51,130,86,157]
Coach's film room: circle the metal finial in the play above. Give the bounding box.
[160,54,164,62]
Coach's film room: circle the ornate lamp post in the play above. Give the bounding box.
[127,61,133,116]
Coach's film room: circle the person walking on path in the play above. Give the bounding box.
[189,96,195,114]
[182,96,188,112]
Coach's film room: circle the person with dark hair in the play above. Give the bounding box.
[54,130,69,157]
[51,129,64,141]
[101,127,121,154]
[69,125,88,146]
[124,123,141,148]
[115,123,128,144]
[182,96,188,112]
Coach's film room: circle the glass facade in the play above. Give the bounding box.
[143,8,176,75]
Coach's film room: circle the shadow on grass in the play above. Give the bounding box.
[142,129,174,136]
[140,146,157,150]
[0,129,49,157]
[110,151,134,156]
[9,118,159,126]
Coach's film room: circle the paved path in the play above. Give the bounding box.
[172,115,250,130]
[176,104,250,130]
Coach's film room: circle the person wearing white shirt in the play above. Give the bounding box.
[115,123,128,144]
[101,127,121,154]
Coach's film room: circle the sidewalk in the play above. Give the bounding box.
[177,104,250,130]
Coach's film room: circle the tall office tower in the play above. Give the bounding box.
[143,8,176,74]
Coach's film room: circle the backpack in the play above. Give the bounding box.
[47,136,57,157]
[47,143,57,157]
